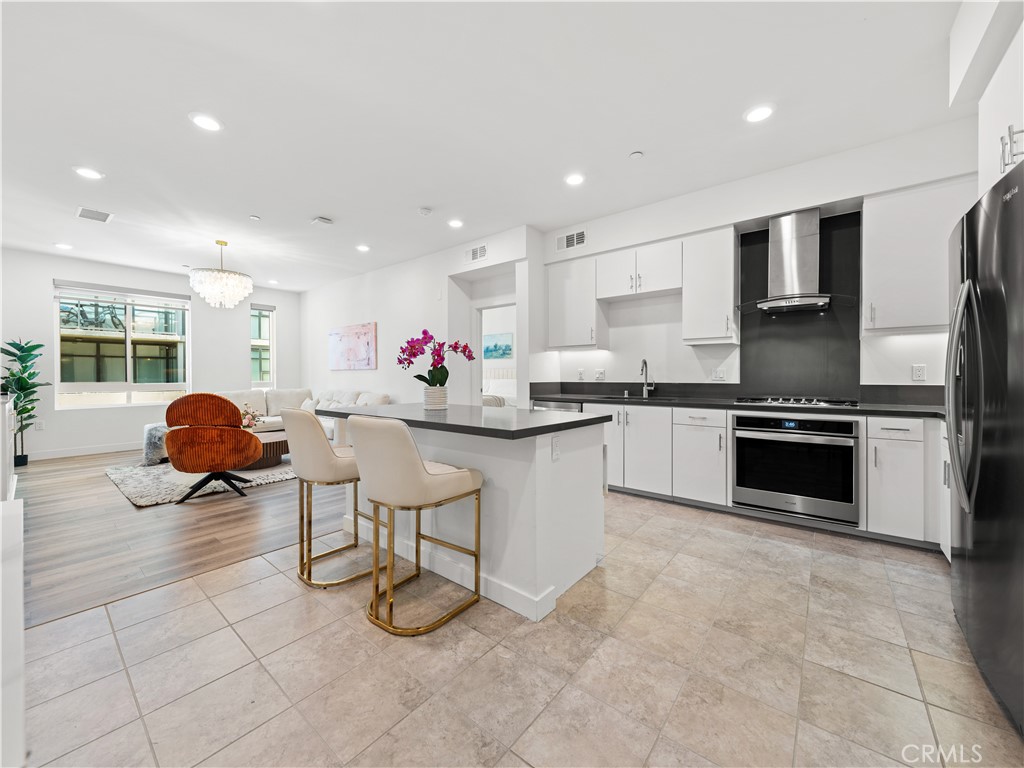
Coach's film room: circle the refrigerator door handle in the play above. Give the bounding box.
[964,283,985,506]
[945,280,971,512]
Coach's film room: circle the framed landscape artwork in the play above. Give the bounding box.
[483,332,513,360]
[328,322,377,370]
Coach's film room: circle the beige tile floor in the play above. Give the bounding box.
[22,493,1024,767]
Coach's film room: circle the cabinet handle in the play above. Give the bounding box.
[629,274,634,292]
[725,315,730,333]
[637,273,642,290]
[869,302,876,325]
[718,433,723,452]
[616,411,621,426]
[590,326,595,342]
[689,416,708,421]
[874,446,878,468]
[943,460,949,487]
[880,427,911,432]
[625,411,630,426]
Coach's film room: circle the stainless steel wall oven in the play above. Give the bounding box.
[732,413,860,525]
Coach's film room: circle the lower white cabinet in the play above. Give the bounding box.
[624,406,673,495]
[867,420,925,539]
[583,403,624,487]
[938,434,952,561]
[583,403,671,495]
[672,424,726,505]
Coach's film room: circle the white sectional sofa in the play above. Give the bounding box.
[215,388,391,438]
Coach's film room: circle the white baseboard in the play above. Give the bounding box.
[30,441,143,461]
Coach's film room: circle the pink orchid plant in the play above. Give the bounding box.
[397,329,475,387]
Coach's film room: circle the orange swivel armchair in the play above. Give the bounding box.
[165,393,263,504]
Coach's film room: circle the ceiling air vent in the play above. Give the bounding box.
[466,244,488,262]
[75,206,114,223]
[556,229,587,251]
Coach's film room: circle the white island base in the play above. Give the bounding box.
[336,418,606,621]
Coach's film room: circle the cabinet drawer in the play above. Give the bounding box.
[867,417,923,442]
[672,408,726,428]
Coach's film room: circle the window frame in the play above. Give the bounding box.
[250,304,276,389]
[53,280,192,410]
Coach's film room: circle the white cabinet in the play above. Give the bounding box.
[583,403,624,488]
[867,417,925,540]
[938,434,952,561]
[681,227,739,344]
[672,422,726,506]
[547,257,604,347]
[862,175,976,333]
[623,405,673,495]
[596,241,682,300]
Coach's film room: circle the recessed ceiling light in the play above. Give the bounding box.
[74,167,105,180]
[356,244,370,252]
[565,173,585,186]
[629,151,644,160]
[268,279,279,285]
[744,105,774,123]
[54,243,73,250]
[249,215,261,222]
[188,112,222,131]
[448,219,464,229]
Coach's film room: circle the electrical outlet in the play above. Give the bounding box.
[577,368,584,381]
[912,364,927,382]
[712,368,726,381]
[551,435,560,462]
[34,420,45,431]
[595,369,606,381]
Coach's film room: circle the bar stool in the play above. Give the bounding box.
[281,408,374,588]
[346,415,483,636]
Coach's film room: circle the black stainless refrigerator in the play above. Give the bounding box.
[947,161,1024,736]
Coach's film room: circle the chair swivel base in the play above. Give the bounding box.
[176,471,251,504]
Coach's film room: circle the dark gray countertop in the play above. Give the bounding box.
[316,403,612,440]
[531,394,945,419]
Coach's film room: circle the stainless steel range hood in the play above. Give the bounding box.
[756,208,831,313]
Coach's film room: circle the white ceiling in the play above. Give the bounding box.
[2,2,971,292]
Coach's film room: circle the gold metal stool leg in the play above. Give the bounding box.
[296,477,373,588]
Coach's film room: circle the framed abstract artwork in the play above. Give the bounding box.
[483,332,513,360]
[328,322,377,370]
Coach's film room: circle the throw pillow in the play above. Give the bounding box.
[300,397,319,413]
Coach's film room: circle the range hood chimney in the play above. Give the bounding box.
[756,208,831,313]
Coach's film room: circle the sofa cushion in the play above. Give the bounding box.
[356,392,390,406]
[300,397,319,413]
[266,388,312,416]
[217,389,267,416]
[318,390,362,406]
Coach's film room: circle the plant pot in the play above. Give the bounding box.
[14,454,27,467]
[423,385,448,410]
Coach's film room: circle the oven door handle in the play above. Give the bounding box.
[734,430,856,448]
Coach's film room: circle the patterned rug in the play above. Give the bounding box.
[105,460,296,507]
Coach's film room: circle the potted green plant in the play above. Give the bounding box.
[1,339,51,466]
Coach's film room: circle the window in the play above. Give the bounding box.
[55,281,190,408]
[250,305,274,387]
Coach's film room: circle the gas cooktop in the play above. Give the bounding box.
[734,396,859,408]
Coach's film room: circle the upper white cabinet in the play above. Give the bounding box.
[547,257,605,348]
[681,227,739,345]
[596,241,682,300]
[862,175,977,333]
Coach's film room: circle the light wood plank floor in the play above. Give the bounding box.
[19,450,344,628]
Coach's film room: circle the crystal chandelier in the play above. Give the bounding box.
[189,240,254,309]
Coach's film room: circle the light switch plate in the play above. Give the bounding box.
[912,364,927,381]
[577,368,585,381]
[551,435,560,462]
[595,369,606,381]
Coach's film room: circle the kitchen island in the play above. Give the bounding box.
[315,404,611,620]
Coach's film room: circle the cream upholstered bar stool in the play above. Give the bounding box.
[346,414,483,635]
[281,408,374,588]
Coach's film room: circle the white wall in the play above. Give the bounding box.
[300,226,530,405]
[545,118,978,387]
[1,248,302,458]
[978,23,1024,193]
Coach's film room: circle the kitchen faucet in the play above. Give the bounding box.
[640,359,655,399]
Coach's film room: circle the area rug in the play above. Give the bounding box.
[105,461,296,507]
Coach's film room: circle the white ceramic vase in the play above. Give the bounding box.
[423,385,449,410]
